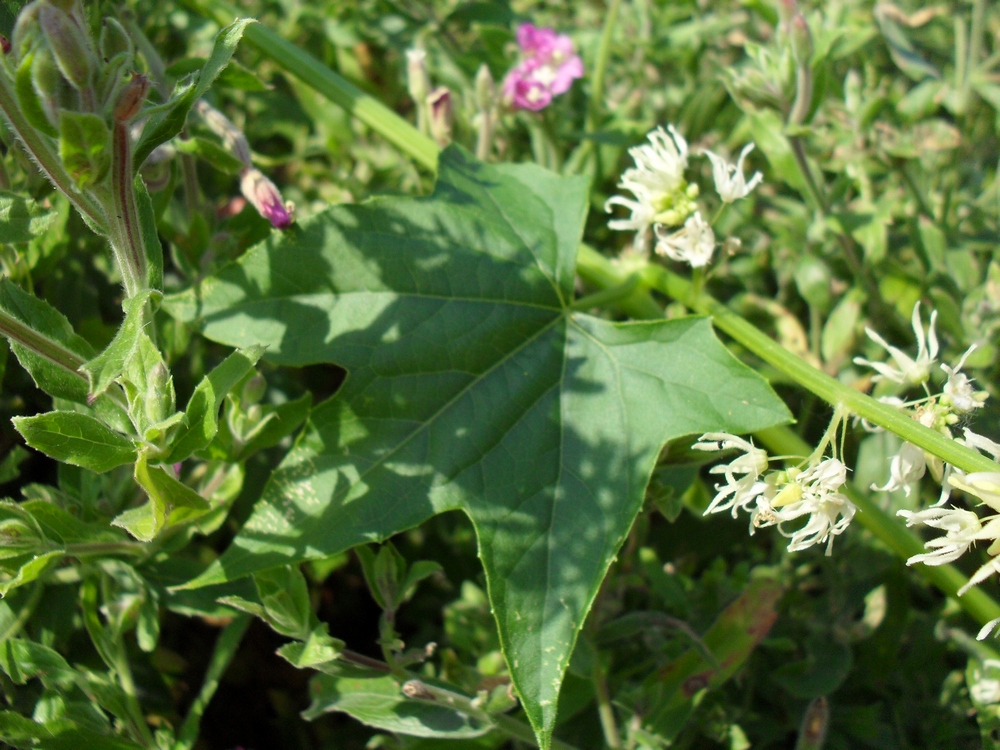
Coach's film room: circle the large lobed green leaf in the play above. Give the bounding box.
[165,147,790,746]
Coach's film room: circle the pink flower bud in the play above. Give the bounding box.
[113,73,149,122]
[426,86,453,147]
[240,167,293,229]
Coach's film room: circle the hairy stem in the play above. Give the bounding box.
[109,121,148,297]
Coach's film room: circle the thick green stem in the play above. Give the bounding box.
[183,0,439,172]
[0,67,107,231]
[109,121,148,297]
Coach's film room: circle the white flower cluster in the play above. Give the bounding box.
[694,433,856,556]
[854,304,1000,614]
[605,125,762,267]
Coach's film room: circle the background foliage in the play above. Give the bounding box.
[0,0,999,749]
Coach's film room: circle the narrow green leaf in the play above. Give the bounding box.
[0,551,62,597]
[166,147,790,745]
[133,18,255,170]
[58,112,111,188]
[134,175,163,291]
[80,291,155,398]
[174,136,245,174]
[304,673,492,738]
[13,411,136,474]
[15,53,57,138]
[166,345,265,463]
[0,192,56,244]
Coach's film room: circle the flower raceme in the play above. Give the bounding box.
[502,24,583,111]
[605,125,762,263]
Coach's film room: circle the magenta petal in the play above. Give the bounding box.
[549,55,584,95]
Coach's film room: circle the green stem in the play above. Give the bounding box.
[566,0,622,176]
[109,120,148,297]
[173,615,251,750]
[587,0,622,133]
[183,0,439,172]
[571,273,640,311]
[592,655,621,749]
[0,67,107,231]
[574,244,1000,626]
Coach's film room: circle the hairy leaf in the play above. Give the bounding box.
[165,147,790,744]
[13,411,136,473]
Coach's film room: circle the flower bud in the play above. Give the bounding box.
[12,1,42,61]
[241,372,267,405]
[426,86,452,147]
[38,3,93,90]
[145,361,175,426]
[790,13,813,65]
[0,35,11,55]
[406,48,430,105]
[240,167,293,229]
[474,63,494,112]
[99,18,133,63]
[112,73,148,122]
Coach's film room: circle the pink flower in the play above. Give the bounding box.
[502,23,583,111]
[240,167,293,229]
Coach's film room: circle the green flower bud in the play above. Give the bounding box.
[145,361,176,426]
[38,3,94,91]
[475,63,494,112]
[241,372,267,405]
[99,18,132,62]
[12,1,42,61]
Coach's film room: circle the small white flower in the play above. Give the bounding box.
[770,459,856,555]
[942,346,986,413]
[694,432,769,517]
[960,556,1000,596]
[702,143,763,203]
[605,125,695,251]
[962,428,1000,461]
[871,441,925,496]
[853,302,939,385]
[654,211,715,268]
[898,505,1000,566]
[948,470,1000,513]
